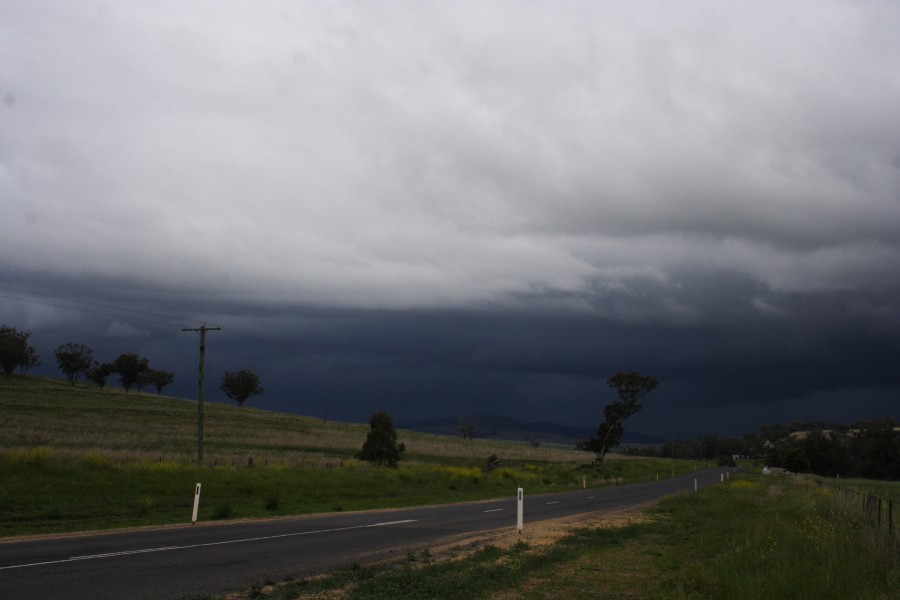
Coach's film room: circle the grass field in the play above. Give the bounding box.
[0,375,699,537]
[811,476,900,502]
[1,375,615,465]
[207,475,899,600]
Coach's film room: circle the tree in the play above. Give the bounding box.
[578,371,659,463]
[86,362,114,388]
[111,353,149,392]
[782,447,811,473]
[357,411,406,467]
[55,343,94,385]
[20,344,41,374]
[849,419,900,480]
[0,325,33,379]
[458,415,477,440]
[142,369,175,395]
[797,430,851,477]
[220,369,263,407]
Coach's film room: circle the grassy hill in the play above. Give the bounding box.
[0,375,696,537]
[0,375,586,466]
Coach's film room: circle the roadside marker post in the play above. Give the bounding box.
[192,483,202,523]
[694,478,698,492]
[517,488,524,533]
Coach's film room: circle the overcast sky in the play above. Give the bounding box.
[2,1,898,439]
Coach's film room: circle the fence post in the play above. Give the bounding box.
[877,497,882,528]
[889,500,893,535]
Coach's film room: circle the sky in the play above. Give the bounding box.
[1,1,898,439]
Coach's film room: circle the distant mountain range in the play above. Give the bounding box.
[397,413,666,446]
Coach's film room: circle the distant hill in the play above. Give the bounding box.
[398,413,666,446]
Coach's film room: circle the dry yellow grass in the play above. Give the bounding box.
[1,376,591,467]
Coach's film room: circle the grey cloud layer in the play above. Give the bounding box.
[3,1,898,313]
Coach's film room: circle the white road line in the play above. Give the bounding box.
[483,509,504,513]
[0,519,418,571]
[586,496,595,499]
[371,520,417,527]
[546,501,560,505]
[70,546,182,561]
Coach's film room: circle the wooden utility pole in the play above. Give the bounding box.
[183,323,222,464]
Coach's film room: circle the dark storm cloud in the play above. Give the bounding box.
[4,266,897,437]
[213,285,898,435]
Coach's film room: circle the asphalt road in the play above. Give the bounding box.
[0,468,729,599]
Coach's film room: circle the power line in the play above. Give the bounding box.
[0,284,215,329]
[0,283,195,323]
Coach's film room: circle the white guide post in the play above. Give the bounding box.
[694,478,698,492]
[516,487,524,533]
[192,483,202,523]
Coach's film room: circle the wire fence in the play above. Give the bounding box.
[814,479,895,537]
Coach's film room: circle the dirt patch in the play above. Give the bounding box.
[425,502,655,562]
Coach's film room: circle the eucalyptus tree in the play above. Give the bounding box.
[357,411,406,467]
[578,371,660,463]
[112,353,150,392]
[0,325,35,379]
[220,369,263,407]
[55,343,94,385]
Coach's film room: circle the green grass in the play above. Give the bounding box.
[811,476,900,502]
[0,375,701,537]
[0,449,568,536]
[222,475,899,600]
